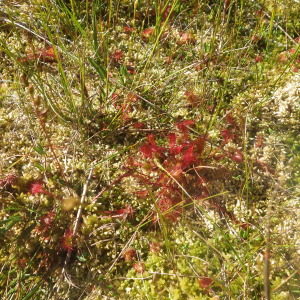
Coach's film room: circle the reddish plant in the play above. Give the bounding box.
[132,122,145,129]
[155,196,182,222]
[255,55,263,63]
[19,47,57,63]
[184,90,201,107]
[112,49,123,62]
[103,204,135,221]
[142,27,155,39]
[255,133,264,148]
[133,262,145,273]
[18,258,27,268]
[121,119,247,226]
[199,277,213,289]
[162,4,173,20]
[221,129,233,143]
[199,277,213,295]
[176,119,195,134]
[29,181,62,199]
[60,229,74,251]
[124,26,135,34]
[36,211,56,233]
[123,249,137,261]
[126,127,206,223]
[177,32,191,45]
[231,149,244,163]
[149,242,161,254]
[0,174,17,188]
[256,159,275,175]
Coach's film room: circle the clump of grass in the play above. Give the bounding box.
[0,0,299,299]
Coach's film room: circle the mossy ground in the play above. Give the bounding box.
[0,1,299,299]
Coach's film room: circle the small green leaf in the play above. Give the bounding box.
[34,163,45,171]
[0,215,22,234]
[88,57,107,80]
[77,255,87,262]
[33,144,46,155]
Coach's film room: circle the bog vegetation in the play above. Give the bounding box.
[0,1,299,299]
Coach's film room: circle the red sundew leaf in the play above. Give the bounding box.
[40,47,57,62]
[256,159,275,174]
[177,32,191,45]
[126,65,135,74]
[140,143,154,158]
[224,0,230,11]
[0,174,17,187]
[182,145,196,168]
[172,145,184,155]
[132,122,145,129]
[18,259,27,268]
[157,197,182,222]
[29,182,62,200]
[213,154,225,161]
[231,149,244,163]
[124,26,135,33]
[195,136,206,154]
[112,49,123,62]
[221,129,233,143]
[279,52,288,62]
[169,133,176,148]
[165,56,173,64]
[111,93,120,101]
[126,157,141,168]
[127,93,138,103]
[255,55,263,63]
[238,221,250,229]
[199,277,213,289]
[251,34,261,43]
[135,190,149,197]
[184,90,200,106]
[168,133,184,155]
[162,4,172,20]
[140,135,164,158]
[255,133,264,148]
[19,55,34,63]
[60,229,74,251]
[36,211,56,232]
[123,249,136,261]
[147,134,157,146]
[225,112,236,126]
[29,182,46,195]
[255,8,263,16]
[103,204,135,219]
[167,161,183,178]
[19,47,58,63]
[142,27,155,38]
[133,262,145,273]
[149,242,161,253]
[180,32,190,43]
[176,120,195,133]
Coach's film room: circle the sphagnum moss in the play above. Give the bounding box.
[1,1,299,299]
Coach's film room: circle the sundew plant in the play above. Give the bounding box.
[0,0,299,299]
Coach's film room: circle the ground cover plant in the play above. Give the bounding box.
[0,0,299,299]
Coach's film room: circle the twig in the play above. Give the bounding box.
[264,193,272,300]
[2,18,53,46]
[59,168,93,285]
